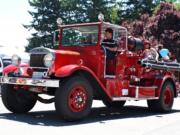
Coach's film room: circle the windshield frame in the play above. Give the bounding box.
[59,22,101,48]
[58,22,128,50]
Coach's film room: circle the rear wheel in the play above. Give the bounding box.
[147,81,174,112]
[55,76,93,121]
[1,84,37,113]
[103,100,126,108]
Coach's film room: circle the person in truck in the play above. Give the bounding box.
[101,28,117,60]
[158,44,171,61]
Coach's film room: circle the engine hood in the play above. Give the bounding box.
[29,47,81,69]
[30,47,80,56]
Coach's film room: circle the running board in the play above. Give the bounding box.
[112,97,159,101]
[112,85,159,101]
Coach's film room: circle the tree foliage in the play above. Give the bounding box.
[122,2,180,61]
[117,0,164,21]
[25,0,64,51]
[25,0,116,51]
[145,2,180,62]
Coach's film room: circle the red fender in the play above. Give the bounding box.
[55,64,100,78]
[155,74,176,97]
[55,65,81,77]
[55,64,111,98]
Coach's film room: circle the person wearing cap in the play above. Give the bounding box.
[101,28,117,60]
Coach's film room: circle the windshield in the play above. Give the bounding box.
[62,25,98,46]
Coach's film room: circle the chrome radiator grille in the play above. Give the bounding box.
[30,53,46,67]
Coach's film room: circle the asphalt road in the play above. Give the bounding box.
[0,96,180,135]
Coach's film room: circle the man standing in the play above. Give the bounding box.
[101,28,117,60]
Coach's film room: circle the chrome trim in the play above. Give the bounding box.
[103,22,127,31]
[60,22,102,28]
[30,47,53,54]
[103,46,107,78]
[0,76,59,88]
[112,97,159,101]
[29,67,49,70]
[129,85,158,89]
[135,86,139,98]
[105,75,116,78]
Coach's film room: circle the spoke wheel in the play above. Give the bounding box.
[55,76,93,121]
[147,81,174,112]
[68,86,88,112]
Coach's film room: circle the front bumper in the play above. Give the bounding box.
[0,76,59,88]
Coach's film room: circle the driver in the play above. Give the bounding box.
[102,28,117,60]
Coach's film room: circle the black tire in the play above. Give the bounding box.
[55,76,93,121]
[103,100,126,108]
[1,84,37,113]
[147,81,174,112]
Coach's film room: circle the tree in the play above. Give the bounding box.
[121,2,180,62]
[147,2,180,62]
[85,0,117,22]
[25,0,64,51]
[25,0,117,51]
[117,0,164,21]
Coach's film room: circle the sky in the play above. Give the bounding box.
[0,0,32,52]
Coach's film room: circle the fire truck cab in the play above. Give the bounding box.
[0,15,180,121]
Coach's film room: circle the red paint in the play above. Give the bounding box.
[164,86,173,106]
[68,85,88,112]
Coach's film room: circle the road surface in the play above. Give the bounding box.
[0,96,180,135]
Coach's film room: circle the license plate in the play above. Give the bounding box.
[32,72,44,78]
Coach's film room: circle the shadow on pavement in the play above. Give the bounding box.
[0,105,180,126]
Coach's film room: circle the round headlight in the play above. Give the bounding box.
[12,54,21,66]
[44,53,54,67]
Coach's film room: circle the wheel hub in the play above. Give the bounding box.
[69,86,87,112]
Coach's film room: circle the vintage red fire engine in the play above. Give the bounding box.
[0,14,180,121]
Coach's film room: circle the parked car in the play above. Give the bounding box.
[0,56,12,76]
[0,56,12,94]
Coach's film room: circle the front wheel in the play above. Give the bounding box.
[55,76,93,121]
[1,84,37,113]
[147,81,174,112]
